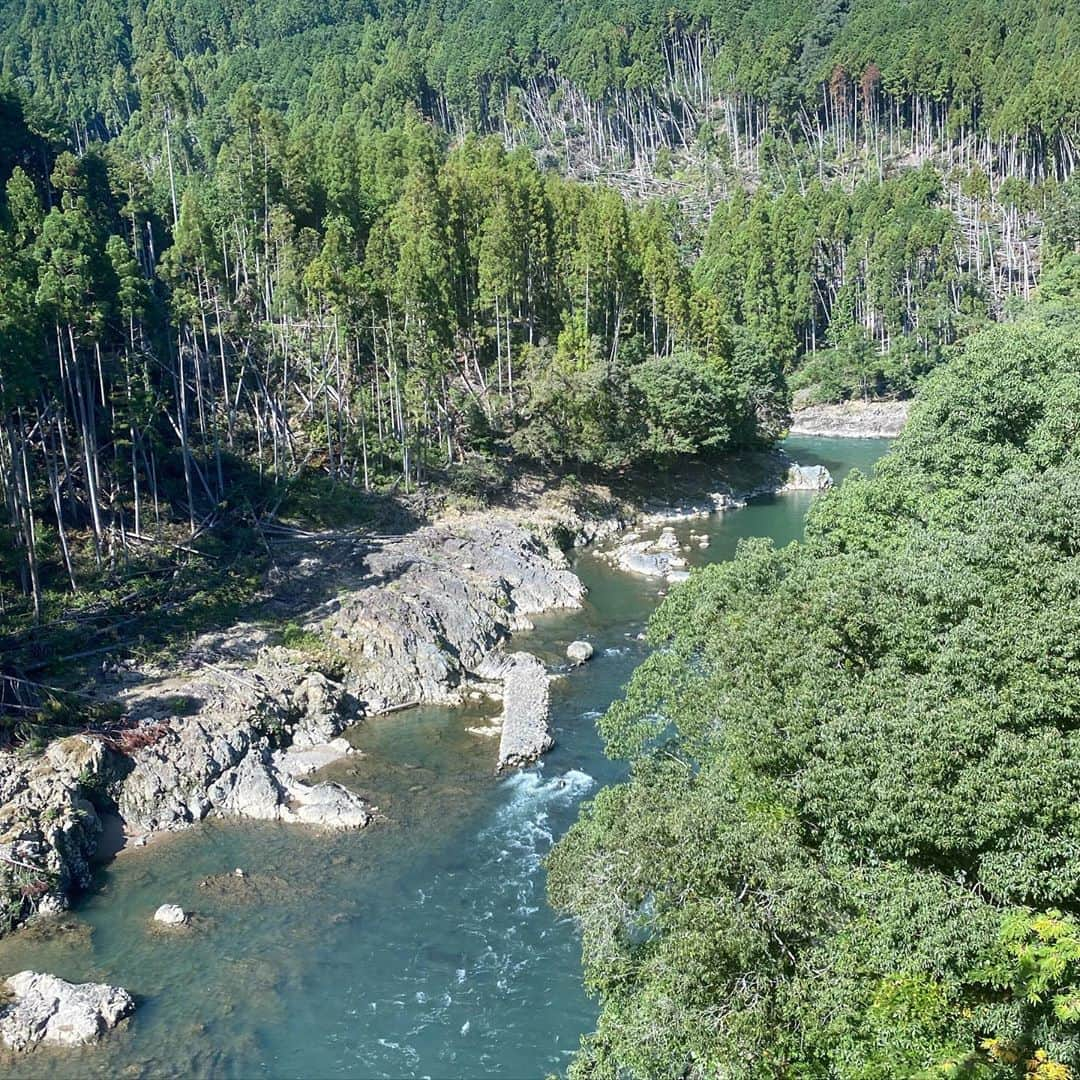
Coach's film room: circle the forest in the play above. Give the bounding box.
[2,0,1077,651]
[548,295,1080,1078]
[0,0,1078,1073]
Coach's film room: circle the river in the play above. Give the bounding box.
[0,436,890,1079]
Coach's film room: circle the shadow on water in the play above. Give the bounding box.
[0,437,891,1079]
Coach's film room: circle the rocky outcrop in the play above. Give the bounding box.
[638,491,743,525]
[0,736,108,929]
[116,647,369,835]
[0,515,590,935]
[782,463,833,491]
[790,400,909,438]
[482,653,554,771]
[0,971,134,1050]
[311,520,584,712]
[602,526,691,583]
[93,519,580,835]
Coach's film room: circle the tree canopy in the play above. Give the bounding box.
[548,300,1080,1077]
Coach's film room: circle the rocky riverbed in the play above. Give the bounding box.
[0,449,817,959]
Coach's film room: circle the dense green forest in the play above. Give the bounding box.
[548,296,1080,1078]
[0,6,1077,687]
[1,0,1080,1072]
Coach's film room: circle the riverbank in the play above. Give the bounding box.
[0,446,808,941]
[790,399,910,438]
[0,437,893,1073]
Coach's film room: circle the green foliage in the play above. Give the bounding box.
[631,351,738,458]
[549,304,1080,1077]
[280,623,344,679]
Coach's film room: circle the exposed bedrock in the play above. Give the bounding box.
[0,516,586,934]
[476,652,554,771]
[790,399,910,438]
[0,971,134,1051]
[312,519,585,712]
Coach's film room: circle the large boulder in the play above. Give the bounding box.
[783,463,833,491]
[152,904,186,926]
[566,641,594,664]
[0,971,134,1050]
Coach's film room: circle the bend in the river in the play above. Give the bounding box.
[0,436,890,1079]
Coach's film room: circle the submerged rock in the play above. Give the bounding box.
[152,904,186,926]
[0,971,134,1050]
[566,641,594,664]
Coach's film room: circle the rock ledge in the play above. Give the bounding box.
[0,971,134,1050]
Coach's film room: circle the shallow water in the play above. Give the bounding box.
[0,437,889,1078]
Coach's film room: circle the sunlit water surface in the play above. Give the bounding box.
[0,437,889,1078]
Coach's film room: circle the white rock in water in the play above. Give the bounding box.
[284,780,371,829]
[0,971,134,1050]
[153,903,186,926]
[783,463,833,491]
[566,641,594,664]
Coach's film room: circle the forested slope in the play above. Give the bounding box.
[3,1,1080,1072]
[548,297,1080,1078]
[0,0,1077,725]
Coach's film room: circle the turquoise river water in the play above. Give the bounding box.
[0,437,889,1079]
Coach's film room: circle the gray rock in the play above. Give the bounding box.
[152,903,186,925]
[0,515,583,931]
[283,781,370,829]
[484,653,553,770]
[602,533,689,583]
[275,739,353,779]
[790,400,909,438]
[320,520,584,712]
[0,736,105,930]
[639,491,741,524]
[566,641,594,664]
[0,971,134,1050]
[782,463,833,491]
[117,649,368,834]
